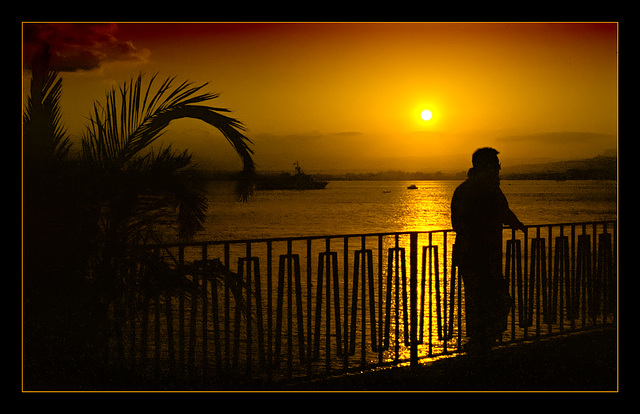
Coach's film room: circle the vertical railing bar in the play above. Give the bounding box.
[188,269,198,377]
[429,232,434,355]
[562,225,569,332]
[613,220,618,325]
[535,227,541,338]
[343,236,349,370]
[600,223,608,323]
[603,223,610,323]
[545,225,558,335]
[523,228,529,339]
[324,237,331,373]
[306,238,312,376]
[400,238,409,347]
[361,235,367,366]
[536,229,544,333]
[420,245,427,347]
[516,234,523,339]
[274,245,284,370]
[367,248,376,356]
[384,238,392,353]
[608,220,615,323]
[409,232,418,367]
[507,230,513,342]
[448,234,455,346]
[332,244,340,369]
[254,255,265,373]
[266,241,273,381]
[313,242,326,361]
[515,235,524,331]
[140,249,152,375]
[547,225,558,335]
[593,223,599,325]
[128,260,139,372]
[154,279,160,377]
[457,232,463,352]
[580,224,587,329]
[444,233,453,354]
[593,222,598,325]
[603,222,615,323]
[293,252,305,366]
[224,242,230,369]
[286,240,293,377]
[245,242,253,376]
[443,232,448,346]
[611,221,617,324]
[394,234,400,361]
[201,245,208,377]
[508,231,516,341]
[210,257,221,376]
[435,236,444,342]
[558,225,565,334]
[349,249,359,357]
[313,248,321,361]
[232,249,241,370]
[165,280,175,377]
[178,247,185,375]
[378,235,384,363]
[570,225,576,331]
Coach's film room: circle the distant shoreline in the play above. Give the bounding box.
[194,155,617,182]
[193,171,617,182]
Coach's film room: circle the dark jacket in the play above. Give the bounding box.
[451,172,522,273]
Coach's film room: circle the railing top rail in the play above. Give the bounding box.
[150,229,432,249]
[148,220,617,249]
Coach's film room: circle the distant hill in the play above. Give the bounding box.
[501,156,617,180]
[313,170,467,181]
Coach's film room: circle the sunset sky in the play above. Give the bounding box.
[22,22,618,173]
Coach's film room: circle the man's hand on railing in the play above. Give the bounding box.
[512,220,526,232]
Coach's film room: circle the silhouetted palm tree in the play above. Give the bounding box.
[23,45,255,389]
[81,72,254,241]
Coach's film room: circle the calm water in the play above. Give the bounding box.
[194,180,617,242]
[149,179,617,374]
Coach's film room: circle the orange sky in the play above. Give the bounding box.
[23,22,618,173]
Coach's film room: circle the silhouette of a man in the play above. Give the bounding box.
[451,147,525,354]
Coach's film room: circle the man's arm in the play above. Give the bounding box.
[498,190,525,231]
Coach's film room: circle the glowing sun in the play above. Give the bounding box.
[420,109,433,121]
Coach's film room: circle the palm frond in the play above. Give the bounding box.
[81,73,254,175]
[23,45,71,167]
[81,72,255,240]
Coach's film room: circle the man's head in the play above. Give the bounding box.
[472,147,501,171]
[470,147,501,185]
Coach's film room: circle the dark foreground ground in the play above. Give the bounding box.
[281,328,618,392]
[22,328,617,392]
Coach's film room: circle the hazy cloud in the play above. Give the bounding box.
[493,131,617,162]
[496,131,615,144]
[23,23,150,72]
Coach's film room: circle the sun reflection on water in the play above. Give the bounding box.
[394,181,459,233]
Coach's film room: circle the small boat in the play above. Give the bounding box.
[382,190,392,193]
[407,184,418,190]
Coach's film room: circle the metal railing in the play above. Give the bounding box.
[106,220,617,386]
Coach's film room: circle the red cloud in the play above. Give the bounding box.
[23,23,150,71]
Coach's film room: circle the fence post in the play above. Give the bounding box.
[410,232,418,367]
